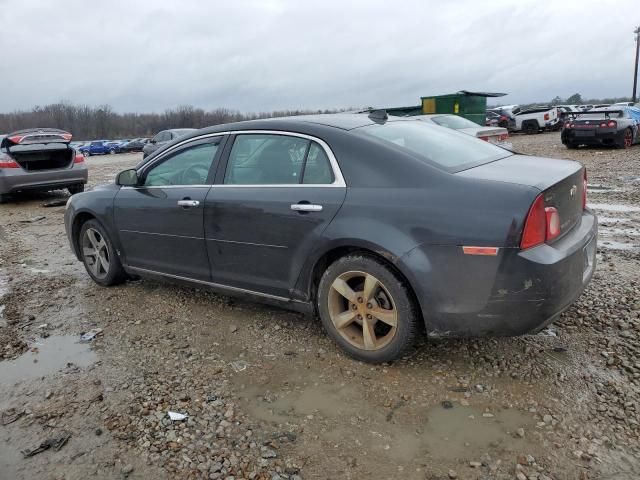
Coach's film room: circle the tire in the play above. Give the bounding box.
[0,194,10,204]
[524,120,539,135]
[68,184,85,195]
[109,148,116,155]
[78,219,126,286]
[317,254,419,363]
[565,142,578,149]
[618,128,633,149]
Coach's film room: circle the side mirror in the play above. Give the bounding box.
[150,138,157,144]
[116,169,139,186]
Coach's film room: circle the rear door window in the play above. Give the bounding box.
[302,143,334,184]
[224,134,309,185]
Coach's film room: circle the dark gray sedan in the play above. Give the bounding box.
[64,113,597,363]
[143,128,197,158]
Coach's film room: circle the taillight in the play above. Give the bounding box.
[564,122,573,129]
[544,113,550,121]
[0,157,20,169]
[582,168,587,210]
[73,153,85,164]
[478,136,489,141]
[607,120,616,128]
[520,195,562,249]
[599,122,607,128]
[61,133,73,141]
[7,135,24,144]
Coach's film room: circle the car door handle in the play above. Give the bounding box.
[291,203,323,212]
[177,200,200,207]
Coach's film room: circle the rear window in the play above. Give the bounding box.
[357,120,511,172]
[578,109,623,119]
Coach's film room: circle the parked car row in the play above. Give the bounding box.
[78,138,150,156]
[486,102,640,134]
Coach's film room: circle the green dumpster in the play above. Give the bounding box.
[420,91,506,125]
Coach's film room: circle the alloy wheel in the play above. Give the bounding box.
[327,271,398,351]
[82,228,110,279]
[624,129,633,148]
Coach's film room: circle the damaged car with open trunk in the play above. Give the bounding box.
[0,128,88,202]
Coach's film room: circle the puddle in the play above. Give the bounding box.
[599,227,640,237]
[387,405,535,462]
[599,240,638,251]
[598,216,631,224]
[241,382,360,423]
[587,185,622,194]
[588,203,640,213]
[0,335,97,385]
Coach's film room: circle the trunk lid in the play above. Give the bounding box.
[457,155,584,238]
[1,129,75,172]
[1,128,72,149]
[458,126,509,144]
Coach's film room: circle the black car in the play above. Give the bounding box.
[562,106,640,149]
[64,113,597,363]
[121,138,150,153]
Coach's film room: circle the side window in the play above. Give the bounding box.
[224,134,309,185]
[143,141,219,187]
[302,142,334,184]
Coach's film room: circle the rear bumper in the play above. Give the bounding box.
[0,166,88,194]
[562,129,622,146]
[400,211,597,337]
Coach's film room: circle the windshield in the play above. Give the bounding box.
[430,115,480,129]
[358,120,512,172]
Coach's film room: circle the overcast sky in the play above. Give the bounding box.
[0,0,637,113]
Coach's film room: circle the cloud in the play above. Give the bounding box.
[0,0,637,112]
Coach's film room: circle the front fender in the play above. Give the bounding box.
[64,185,121,260]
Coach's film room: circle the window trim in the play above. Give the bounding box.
[130,130,346,189]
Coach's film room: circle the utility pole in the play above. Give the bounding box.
[633,26,640,103]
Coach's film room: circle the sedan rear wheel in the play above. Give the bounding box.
[79,219,126,286]
[109,148,116,155]
[318,254,418,363]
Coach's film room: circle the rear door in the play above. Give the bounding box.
[204,132,346,298]
[114,135,225,280]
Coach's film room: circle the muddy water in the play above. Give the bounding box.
[0,335,96,385]
[589,203,640,213]
[237,374,535,465]
[391,405,535,462]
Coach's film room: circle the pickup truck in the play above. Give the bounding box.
[512,106,560,134]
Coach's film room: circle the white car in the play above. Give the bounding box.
[415,114,512,149]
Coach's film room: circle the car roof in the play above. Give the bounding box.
[194,113,415,136]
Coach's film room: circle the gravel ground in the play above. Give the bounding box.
[1,133,639,480]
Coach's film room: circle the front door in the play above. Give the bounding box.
[204,133,346,298]
[114,136,224,280]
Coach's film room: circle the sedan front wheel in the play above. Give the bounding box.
[79,219,126,286]
[317,254,419,363]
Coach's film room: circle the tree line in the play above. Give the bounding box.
[0,103,348,140]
